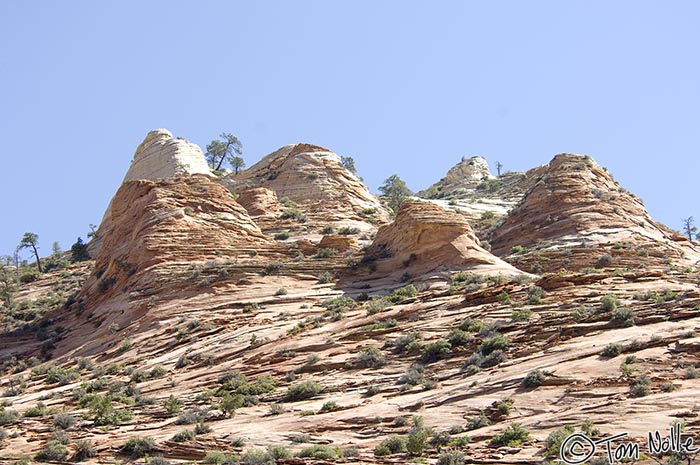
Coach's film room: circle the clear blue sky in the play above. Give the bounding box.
[2,1,699,259]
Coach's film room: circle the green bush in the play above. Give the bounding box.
[53,412,75,429]
[601,343,622,358]
[203,451,239,464]
[374,444,392,456]
[380,435,407,454]
[355,347,386,368]
[274,231,290,240]
[319,401,339,412]
[35,440,69,461]
[73,439,97,461]
[437,450,466,465]
[280,208,307,222]
[597,253,613,268]
[545,425,575,457]
[510,245,529,255]
[407,429,429,455]
[447,328,472,347]
[630,375,651,397]
[388,284,417,303]
[120,437,156,457]
[392,332,422,353]
[286,380,323,401]
[601,294,618,311]
[173,429,196,442]
[527,286,545,305]
[297,445,338,459]
[465,412,490,430]
[314,248,336,259]
[611,308,635,327]
[241,449,275,465]
[489,423,531,446]
[164,394,182,416]
[317,271,333,284]
[497,291,511,305]
[422,339,452,362]
[267,446,291,460]
[479,334,511,355]
[511,308,533,322]
[522,370,546,388]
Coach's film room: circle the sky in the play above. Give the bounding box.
[2,1,699,259]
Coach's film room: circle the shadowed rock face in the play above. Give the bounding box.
[223,143,390,223]
[365,200,528,278]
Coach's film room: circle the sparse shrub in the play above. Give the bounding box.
[437,450,465,465]
[342,446,360,457]
[479,334,511,355]
[164,395,182,416]
[53,412,75,429]
[317,271,333,284]
[173,429,196,442]
[149,457,171,465]
[241,449,275,465]
[465,412,490,430]
[319,401,339,412]
[268,403,286,415]
[601,294,618,311]
[388,284,417,303]
[121,437,156,457]
[338,226,360,235]
[280,207,307,222]
[286,380,323,401]
[355,347,386,368]
[511,308,533,322]
[0,407,19,426]
[630,375,651,397]
[684,367,700,379]
[195,422,211,435]
[364,384,379,397]
[380,435,407,454]
[522,370,546,388]
[73,439,97,461]
[527,285,545,305]
[447,328,472,347]
[262,262,283,275]
[620,364,634,377]
[545,425,575,457]
[422,339,452,362]
[290,433,310,443]
[601,343,622,358]
[597,253,613,268]
[489,423,531,447]
[267,446,291,460]
[274,231,290,241]
[230,436,247,447]
[298,445,338,459]
[315,247,336,259]
[118,338,133,352]
[497,291,511,305]
[203,451,239,464]
[510,245,529,255]
[374,444,392,456]
[275,288,288,296]
[35,440,69,461]
[661,382,677,392]
[496,398,514,417]
[611,308,635,327]
[392,332,423,353]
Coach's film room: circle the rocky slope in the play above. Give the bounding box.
[1,133,700,465]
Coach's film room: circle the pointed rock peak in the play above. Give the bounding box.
[124,128,211,182]
[363,200,528,278]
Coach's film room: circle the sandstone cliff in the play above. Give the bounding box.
[89,129,213,256]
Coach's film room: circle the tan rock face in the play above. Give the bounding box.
[236,187,281,218]
[223,143,390,224]
[364,200,527,277]
[79,175,273,307]
[490,153,699,271]
[90,129,213,256]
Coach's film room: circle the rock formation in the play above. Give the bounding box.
[363,200,527,279]
[222,143,390,225]
[490,153,700,272]
[89,129,213,256]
